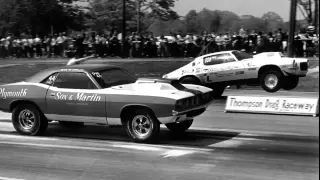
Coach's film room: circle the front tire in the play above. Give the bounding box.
[283,76,299,90]
[12,104,48,136]
[125,109,160,143]
[165,119,193,133]
[260,70,283,92]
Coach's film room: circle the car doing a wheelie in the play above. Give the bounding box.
[0,57,214,143]
[162,51,309,98]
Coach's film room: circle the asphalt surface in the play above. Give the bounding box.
[0,89,318,180]
[0,121,318,180]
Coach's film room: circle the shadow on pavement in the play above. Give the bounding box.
[0,122,240,148]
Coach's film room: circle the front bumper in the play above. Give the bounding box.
[283,61,309,77]
[157,101,212,124]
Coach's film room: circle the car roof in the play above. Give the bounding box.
[199,50,234,58]
[25,63,122,83]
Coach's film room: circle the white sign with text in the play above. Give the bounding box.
[225,96,319,116]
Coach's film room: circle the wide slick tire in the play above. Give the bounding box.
[212,86,226,98]
[283,76,299,90]
[125,109,160,143]
[260,70,283,92]
[12,103,48,136]
[165,119,193,133]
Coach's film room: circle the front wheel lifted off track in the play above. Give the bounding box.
[12,103,48,136]
[125,109,160,143]
[260,70,283,93]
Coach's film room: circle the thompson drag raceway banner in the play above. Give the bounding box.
[225,96,319,116]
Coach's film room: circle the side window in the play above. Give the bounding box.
[92,69,136,88]
[222,54,237,63]
[41,73,59,86]
[203,53,235,65]
[53,72,97,89]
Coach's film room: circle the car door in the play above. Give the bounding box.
[203,53,245,83]
[44,71,107,124]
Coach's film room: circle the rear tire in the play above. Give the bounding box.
[260,70,283,92]
[283,76,299,90]
[125,108,160,143]
[165,119,193,133]
[212,86,226,98]
[12,104,48,136]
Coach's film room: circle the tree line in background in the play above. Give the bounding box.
[0,0,316,37]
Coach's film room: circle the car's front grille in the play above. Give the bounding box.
[175,91,214,112]
[300,62,308,71]
[186,108,206,117]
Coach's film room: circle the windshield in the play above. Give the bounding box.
[91,68,137,88]
[232,50,253,61]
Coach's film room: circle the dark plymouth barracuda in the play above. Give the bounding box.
[0,58,214,143]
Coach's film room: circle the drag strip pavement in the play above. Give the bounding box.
[0,121,318,180]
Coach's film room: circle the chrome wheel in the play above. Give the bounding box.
[18,110,35,130]
[131,115,153,138]
[264,74,278,89]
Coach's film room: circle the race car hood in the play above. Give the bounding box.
[110,77,212,100]
[162,62,194,80]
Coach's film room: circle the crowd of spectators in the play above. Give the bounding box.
[0,28,318,59]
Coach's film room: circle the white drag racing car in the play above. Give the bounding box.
[162,51,309,97]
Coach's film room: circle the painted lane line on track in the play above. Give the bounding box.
[0,177,25,180]
[111,144,164,151]
[0,132,213,153]
[208,139,244,148]
[112,144,199,158]
[0,141,117,152]
[162,150,196,158]
[0,64,21,68]
[0,134,60,141]
[0,141,205,159]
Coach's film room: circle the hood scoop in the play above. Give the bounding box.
[135,78,203,95]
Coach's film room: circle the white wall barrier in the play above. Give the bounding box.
[225,96,319,117]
